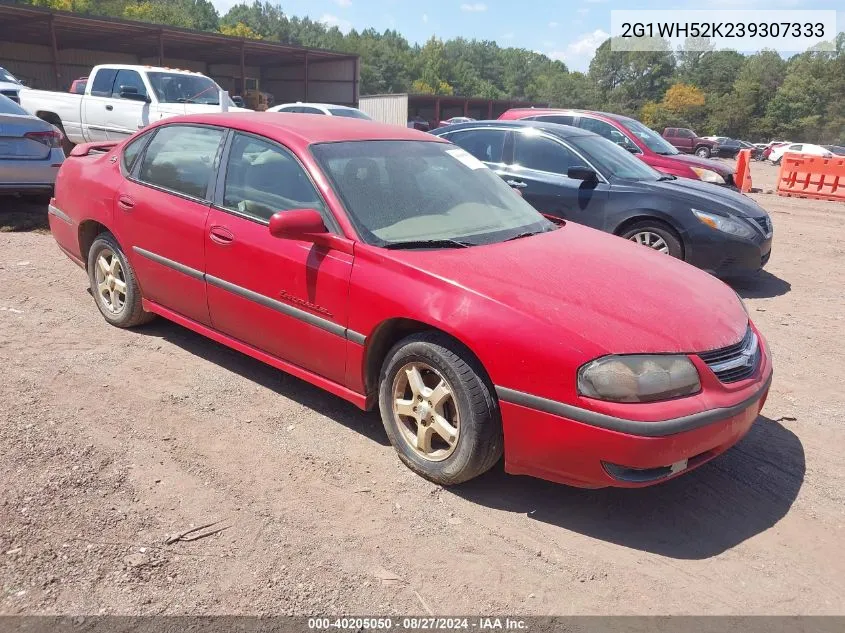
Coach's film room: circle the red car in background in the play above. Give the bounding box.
[48,113,772,489]
[500,109,737,187]
[69,77,87,95]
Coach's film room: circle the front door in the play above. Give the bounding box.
[204,131,353,385]
[502,129,609,228]
[105,69,151,139]
[114,123,225,326]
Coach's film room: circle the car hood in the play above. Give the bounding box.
[388,223,748,356]
[632,177,769,219]
[663,152,734,176]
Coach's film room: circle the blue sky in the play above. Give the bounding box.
[210,0,844,72]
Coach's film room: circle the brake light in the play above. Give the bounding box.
[25,128,63,149]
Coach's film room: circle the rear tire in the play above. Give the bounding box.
[620,220,684,259]
[695,146,711,159]
[87,233,154,328]
[378,332,503,485]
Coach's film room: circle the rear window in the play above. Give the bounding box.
[328,108,371,120]
[0,93,28,115]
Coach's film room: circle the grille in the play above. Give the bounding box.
[752,216,772,236]
[698,327,760,383]
[1,90,20,103]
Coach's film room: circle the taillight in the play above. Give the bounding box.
[25,127,63,149]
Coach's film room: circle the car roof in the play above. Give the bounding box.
[501,108,636,125]
[275,102,359,110]
[144,112,445,146]
[434,119,598,140]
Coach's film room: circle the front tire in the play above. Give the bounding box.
[87,233,153,328]
[695,146,711,159]
[621,221,684,259]
[378,332,503,485]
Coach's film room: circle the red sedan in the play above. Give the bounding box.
[48,113,772,488]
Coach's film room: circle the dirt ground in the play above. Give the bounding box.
[1,160,844,616]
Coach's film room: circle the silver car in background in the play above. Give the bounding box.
[0,93,64,196]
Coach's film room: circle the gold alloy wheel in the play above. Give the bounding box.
[630,231,670,254]
[392,362,460,462]
[94,249,127,314]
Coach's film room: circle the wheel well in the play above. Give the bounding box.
[78,220,110,269]
[362,318,490,409]
[614,215,685,258]
[36,111,63,130]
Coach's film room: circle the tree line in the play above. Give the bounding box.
[16,0,845,144]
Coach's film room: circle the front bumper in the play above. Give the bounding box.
[497,341,773,489]
[683,222,772,277]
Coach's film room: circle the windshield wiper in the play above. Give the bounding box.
[504,226,558,242]
[657,174,677,181]
[384,239,475,250]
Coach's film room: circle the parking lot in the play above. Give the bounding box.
[1,160,843,615]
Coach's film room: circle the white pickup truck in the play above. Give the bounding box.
[19,64,249,150]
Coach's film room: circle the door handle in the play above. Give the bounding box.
[209,225,234,245]
[117,195,135,211]
[105,104,113,111]
[506,180,527,188]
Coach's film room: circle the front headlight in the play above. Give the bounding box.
[690,167,726,184]
[577,355,701,403]
[692,209,757,239]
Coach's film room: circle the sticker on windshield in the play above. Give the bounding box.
[445,148,487,170]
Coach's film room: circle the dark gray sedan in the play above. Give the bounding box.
[434,120,773,278]
[0,93,64,195]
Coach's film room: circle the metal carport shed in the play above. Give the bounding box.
[0,3,359,107]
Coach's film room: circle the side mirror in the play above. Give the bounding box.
[269,209,328,240]
[567,165,598,181]
[119,86,150,102]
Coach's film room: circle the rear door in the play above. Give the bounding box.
[105,69,151,139]
[114,123,225,325]
[204,131,352,384]
[82,68,118,142]
[501,130,610,228]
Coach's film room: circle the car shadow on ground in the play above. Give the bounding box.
[453,416,804,560]
[729,270,791,299]
[136,318,391,447]
[0,198,50,232]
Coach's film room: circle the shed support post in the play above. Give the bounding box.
[240,41,246,96]
[158,31,164,67]
[304,52,309,102]
[49,16,60,90]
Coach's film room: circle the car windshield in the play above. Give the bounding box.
[328,108,371,120]
[621,118,679,155]
[311,140,553,247]
[147,72,233,106]
[0,67,20,84]
[569,134,663,181]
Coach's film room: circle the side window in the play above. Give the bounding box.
[536,115,575,126]
[445,129,505,164]
[681,129,695,139]
[581,117,637,151]
[121,132,150,173]
[514,133,582,175]
[137,125,224,199]
[222,132,324,222]
[300,107,324,114]
[90,69,118,97]
[112,70,147,100]
[790,144,802,151]
[665,128,676,136]
[279,106,301,113]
